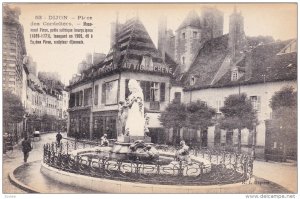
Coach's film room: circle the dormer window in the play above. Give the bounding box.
[190,76,196,86]
[277,40,297,55]
[231,69,238,81]
[140,55,153,70]
[182,32,186,39]
[193,31,197,38]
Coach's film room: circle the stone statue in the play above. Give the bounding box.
[175,140,191,163]
[117,101,128,136]
[124,79,145,136]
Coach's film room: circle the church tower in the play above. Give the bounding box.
[158,15,167,61]
[175,10,202,73]
[228,6,247,63]
[201,6,224,40]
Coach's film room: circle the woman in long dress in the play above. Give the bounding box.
[125,79,145,136]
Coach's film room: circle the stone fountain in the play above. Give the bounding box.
[109,79,158,161]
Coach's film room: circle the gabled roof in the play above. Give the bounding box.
[70,18,172,87]
[177,10,202,31]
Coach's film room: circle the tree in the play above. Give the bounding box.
[159,100,187,145]
[186,100,216,129]
[3,91,25,133]
[270,86,296,111]
[269,86,297,160]
[186,100,216,147]
[219,93,258,153]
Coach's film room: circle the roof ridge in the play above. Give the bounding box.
[251,38,294,50]
[210,53,232,85]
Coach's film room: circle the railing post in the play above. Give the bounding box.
[178,160,183,176]
[67,141,69,154]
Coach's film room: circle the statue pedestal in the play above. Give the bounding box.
[117,135,151,143]
[110,135,153,161]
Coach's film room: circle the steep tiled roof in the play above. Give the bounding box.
[184,39,297,91]
[70,18,172,87]
[183,34,230,89]
[177,10,202,31]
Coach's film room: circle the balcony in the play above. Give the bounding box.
[149,101,160,111]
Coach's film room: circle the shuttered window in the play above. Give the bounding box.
[160,83,165,102]
[125,79,130,99]
[94,85,98,105]
[101,83,106,104]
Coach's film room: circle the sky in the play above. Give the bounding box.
[9,3,297,85]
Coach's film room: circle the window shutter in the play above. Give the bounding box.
[160,83,165,102]
[94,85,98,105]
[101,83,106,104]
[145,81,151,102]
[257,96,261,112]
[125,79,130,99]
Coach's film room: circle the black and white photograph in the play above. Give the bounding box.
[2,2,297,196]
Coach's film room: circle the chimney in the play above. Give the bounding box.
[110,12,119,48]
[158,15,167,61]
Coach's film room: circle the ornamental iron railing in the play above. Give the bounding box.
[43,140,253,186]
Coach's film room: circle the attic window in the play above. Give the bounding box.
[182,56,185,65]
[182,32,186,39]
[141,55,153,70]
[231,70,238,81]
[193,31,197,38]
[190,76,196,86]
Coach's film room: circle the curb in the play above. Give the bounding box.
[8,163,40,193]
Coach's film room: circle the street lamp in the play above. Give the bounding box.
[280,125,286,162]
[251,122,257,160]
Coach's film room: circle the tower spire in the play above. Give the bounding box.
[113,11,120,68]
[115,11,119,45]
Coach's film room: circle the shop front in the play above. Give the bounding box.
[93,110,118,140]
[68,108,91,139]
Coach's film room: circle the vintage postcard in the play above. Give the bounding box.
[2,2,297,197]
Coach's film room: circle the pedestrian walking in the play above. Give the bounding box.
[3,132,9,154]
[21,136,32,163]
[56,131,63,146]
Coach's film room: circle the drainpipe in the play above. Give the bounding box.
[168,82,171,103]
[90,80,94,140]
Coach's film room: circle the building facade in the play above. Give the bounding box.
[25,67,69,132]
[178,8,297,157]
[3,5,28,140]
[3,5,27,98]
[68,17,175,142]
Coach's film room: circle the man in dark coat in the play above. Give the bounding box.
[21,136,32,163]
[56,131,63,146]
